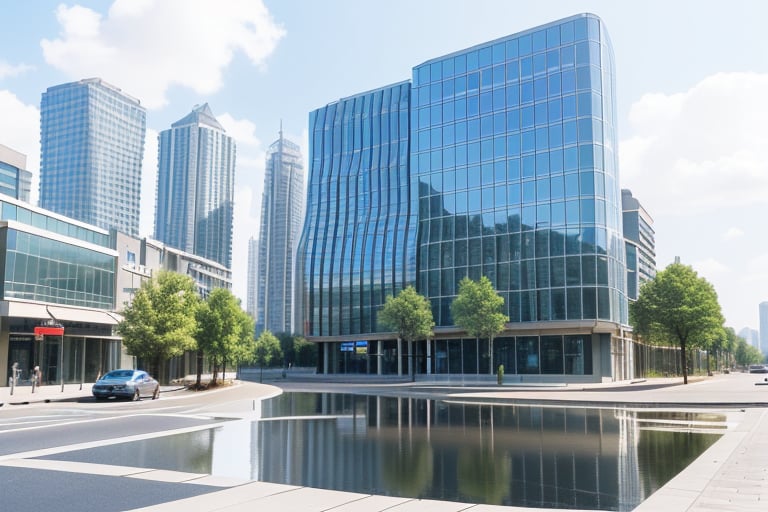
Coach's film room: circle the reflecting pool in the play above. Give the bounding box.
[47,393,725,510]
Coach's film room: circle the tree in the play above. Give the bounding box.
[293,336,318,367]
[196,288,255,387]
[254,330,283,383]
[118,271,200,382]
[630,262,724,384]
[451,276,509,374]
[276,332,295,368]
[734,336,764,367]
[379,285,435,380]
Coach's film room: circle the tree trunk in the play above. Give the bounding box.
[681,337,688,385]
[155,355,163,385]
[195,349,203,388]
[489,335,494,375]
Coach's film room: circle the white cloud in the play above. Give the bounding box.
[723,227,744,240]
[0,60,33,79]
[219,113,261,148]
[620,72,768,216]
[692,258,730,279]
[0,91,40,201]
[41,0,286,109]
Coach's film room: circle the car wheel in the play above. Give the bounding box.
[133,389,141,401]
[152,386,159,400]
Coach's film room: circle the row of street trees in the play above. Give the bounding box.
[631,262,763,383]
[118,271,297,386]
[119,263,760,387]
[379,276,509,379]
[381,262,760,385]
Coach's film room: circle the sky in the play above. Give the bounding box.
[1,0,767,332]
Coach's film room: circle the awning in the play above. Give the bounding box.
[1,301,51,319]
[46,306,120,326]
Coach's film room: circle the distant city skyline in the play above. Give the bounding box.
[1,1,767,331]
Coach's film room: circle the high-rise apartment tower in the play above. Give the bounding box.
[39,78,146,236]
[154,104,235,268]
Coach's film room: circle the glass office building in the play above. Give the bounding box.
[0,196,121,387]
[155,103,235,269]
[256,131,304,334]
[296,82,415,346]
[298,14,632,381]
[39,78,146,237]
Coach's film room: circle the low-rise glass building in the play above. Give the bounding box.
[0,196,121,386]
[297,14,633,382]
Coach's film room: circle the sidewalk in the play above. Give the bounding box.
[0,381,93,406]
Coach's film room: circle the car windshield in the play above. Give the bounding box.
[103,370,134,379]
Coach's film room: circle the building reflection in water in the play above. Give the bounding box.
[257,393,721,511]
[52,392,721,512]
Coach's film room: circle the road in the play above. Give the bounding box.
[0,382,279,512]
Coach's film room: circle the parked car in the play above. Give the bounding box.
[92,369,160,400]
[748,364,768,374]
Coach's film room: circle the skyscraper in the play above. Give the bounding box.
[154,104,235,268]
[256,130,304,334]
[39,78,146,236]
[297,13,631,381]
[247,236,258,321]
[760,302,768,354]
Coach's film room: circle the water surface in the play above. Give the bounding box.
[45,392,724,510]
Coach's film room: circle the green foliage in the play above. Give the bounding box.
[733,336,764,366]
[276,332,295,367]
[254,330,283,370]
[196,288,255,383]
[630,262,724,384]
[293,336,317,367]
[379,285,434,343]
[118,271,200,378]
[450,276,508,341]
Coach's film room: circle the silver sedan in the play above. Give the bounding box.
[92,369,160,400]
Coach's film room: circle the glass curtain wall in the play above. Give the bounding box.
[296,82,416,338]
[411,14,627,327]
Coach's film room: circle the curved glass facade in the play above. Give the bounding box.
[412,13,627,327]
[296,82,416,336]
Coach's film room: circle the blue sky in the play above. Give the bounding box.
[1,0,767,333]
